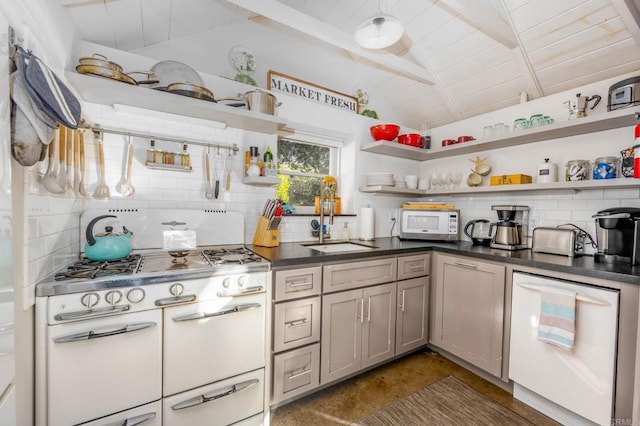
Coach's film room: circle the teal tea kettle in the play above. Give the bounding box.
[85,215,133,261]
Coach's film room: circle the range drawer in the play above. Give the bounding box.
[323,257,397,293]
[273,296,321,353]
[398,253,431,280]
[272,344,320,405]
[275,266,322,301]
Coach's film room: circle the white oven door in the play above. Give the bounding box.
[47,310,162,426]
[80,400,161,426]
[163,292,266,396]
[163,368,264,426]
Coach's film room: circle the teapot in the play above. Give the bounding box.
[565,93,601,119]
[84,214,133,261]
[463,219,492,246]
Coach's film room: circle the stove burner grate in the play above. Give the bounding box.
[54,255,142,281]
[202,247,263,265]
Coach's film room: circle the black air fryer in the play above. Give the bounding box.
[593,207,640,265]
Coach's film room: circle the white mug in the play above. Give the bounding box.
[405,175,418,189]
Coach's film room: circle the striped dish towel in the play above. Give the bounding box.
[537,287,577,349]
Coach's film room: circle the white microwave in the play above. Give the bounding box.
[398,208,460,241]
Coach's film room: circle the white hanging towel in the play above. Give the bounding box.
[537,287,577,349]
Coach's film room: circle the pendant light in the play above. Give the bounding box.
[354,0,404,49]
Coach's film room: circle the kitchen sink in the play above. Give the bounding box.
[302,241,378,253]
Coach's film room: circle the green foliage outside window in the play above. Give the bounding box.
[276,138,331,207]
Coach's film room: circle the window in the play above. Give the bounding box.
[276,132,340,212]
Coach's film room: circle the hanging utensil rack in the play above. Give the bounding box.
[83,123,238,172]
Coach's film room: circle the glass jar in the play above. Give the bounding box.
[565,160,589,181]
[593,156,618,179]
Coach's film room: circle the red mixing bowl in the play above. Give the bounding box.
[398,133,425,148]
[370,124,400,141]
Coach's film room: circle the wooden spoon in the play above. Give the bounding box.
[204,146,214,200]
[116,136,135,198]
[78,130,87,197]
[56,126,68,191]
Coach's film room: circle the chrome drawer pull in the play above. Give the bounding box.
[171,378,259,410]
[154,294,196,306]
[53,321,156,343]
[400,290,406,312]
[408,264,424,271]
[217,285,264,297]
[288,367,311,380]
[54,305,131,321]
[104,411,156,426]
[286,318,309,328]
[453,261,478,269]
[173,303,261,322]
[288,280,313,288]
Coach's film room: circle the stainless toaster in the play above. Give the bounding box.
[531,227,583,257]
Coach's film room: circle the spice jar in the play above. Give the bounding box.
[565,160,589,181]
[593,156,618,179]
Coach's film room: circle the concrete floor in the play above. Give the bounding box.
[271,349,559,425]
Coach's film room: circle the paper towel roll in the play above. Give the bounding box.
[360,207,375,241]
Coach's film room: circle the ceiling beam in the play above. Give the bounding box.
[611,0,640,48]
[221,0,435,85]
[437,0,518,48]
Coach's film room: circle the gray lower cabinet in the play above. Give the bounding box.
[320,282,397,384]
[431,253,506,377]
[271,266,322,405]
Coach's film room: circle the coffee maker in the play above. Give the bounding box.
[489,205,529,250]
[593,207,640,265]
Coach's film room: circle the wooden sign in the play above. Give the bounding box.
[267,70,359,114]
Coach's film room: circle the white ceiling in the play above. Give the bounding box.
[60,0,640,130]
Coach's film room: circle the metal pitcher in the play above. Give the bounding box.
[565,93,601,119]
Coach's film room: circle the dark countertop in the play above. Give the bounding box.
[249,237,640,285]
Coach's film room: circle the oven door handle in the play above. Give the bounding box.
[54,305,131,321]
[154,294,197,307]
[53,321,157,343]
[103,411,156,426]
[172,303,261,322]
[171,378,259,411]
[217,285,264,297]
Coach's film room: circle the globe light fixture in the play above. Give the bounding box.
[354,3,404,49]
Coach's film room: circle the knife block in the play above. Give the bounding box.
[253,216,280,247]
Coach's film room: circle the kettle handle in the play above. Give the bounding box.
[463,221,474,238]
[587,94,602,109]
[86,215,117,246]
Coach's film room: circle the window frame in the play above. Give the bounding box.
[276,128,342,214]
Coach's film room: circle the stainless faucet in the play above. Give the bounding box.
[319,185,335,243]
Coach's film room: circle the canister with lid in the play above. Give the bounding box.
[537,158,557,183]
[593,156,618,179]
[565,160,589,181]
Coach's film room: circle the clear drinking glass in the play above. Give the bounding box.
[530,114,545,127]
[483,125,494,139]
[513,118,529,132]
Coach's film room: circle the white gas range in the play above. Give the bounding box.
[35,209,271,426]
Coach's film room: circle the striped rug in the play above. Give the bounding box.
[358,376,534,425]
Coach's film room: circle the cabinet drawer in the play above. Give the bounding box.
[272,344,320,405]
[275,267,322,301]
[323,258,397,293]
[273,297,321,353]
[398,253,431,280]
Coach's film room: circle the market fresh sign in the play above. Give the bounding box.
[267,70,358,113]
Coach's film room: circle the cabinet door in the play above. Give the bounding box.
[272,343,320,405]
[432,254,506,377]
[323,258,396,293]
[362,283,397,369]
[321,288,363,383]
[396,276,429,355]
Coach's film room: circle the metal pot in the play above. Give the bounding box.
[243,89,281,115]
[463,219,492,246]
[84,215,133,261]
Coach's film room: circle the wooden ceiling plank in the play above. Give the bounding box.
[437,0,518,48]
[221,0,436,85]
[611,0,640,47]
